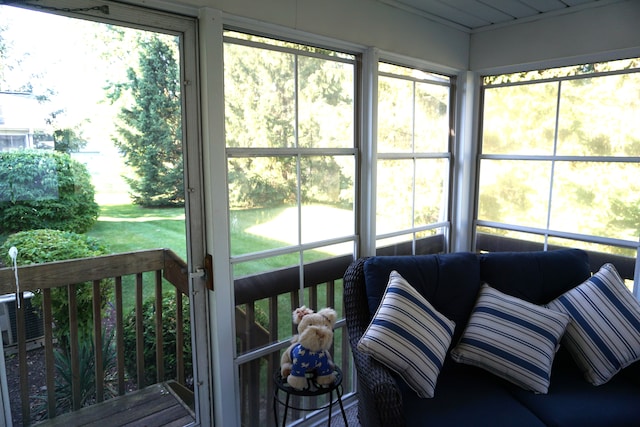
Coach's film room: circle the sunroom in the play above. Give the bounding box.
[0,0,639,426]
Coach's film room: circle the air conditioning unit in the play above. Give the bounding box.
[0,292,44,346]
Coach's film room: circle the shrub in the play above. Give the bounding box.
[122,293,192,387]
[0,229,111,345]
[0,150,99,234]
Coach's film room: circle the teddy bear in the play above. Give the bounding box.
[280,306,337,390]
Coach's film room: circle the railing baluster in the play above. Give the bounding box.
[42,288,56,419]
[155,270,164,383]
[310,285,318,311]
[268,295,278,422]
[248,303,261,426]
[17,293,29,425]
[92,280,104,403]
[135,273,145,389]
[115,276,125,396]
[290,290,299,336]
[339,279,352,391]
[176,288,185,385]
[327,279,335,310]
[68,283,81,411]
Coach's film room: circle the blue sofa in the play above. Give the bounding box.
[343,249,640,426]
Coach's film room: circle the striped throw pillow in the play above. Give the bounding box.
[546,263,640,385]
[451,284,570,394]
[357,271,455,398]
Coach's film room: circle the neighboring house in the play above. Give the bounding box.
[0,92,53,151]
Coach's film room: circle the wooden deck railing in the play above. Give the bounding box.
[476,233,637,281]
[0,249,190,426]
[233,254,356,427]
[0,247,360,427]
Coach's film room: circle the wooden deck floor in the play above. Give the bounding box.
[35,382,195,427]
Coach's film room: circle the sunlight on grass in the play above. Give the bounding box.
[244,204,353,246]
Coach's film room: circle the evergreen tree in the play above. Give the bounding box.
[224,40,354,209]
[109,35,183,207]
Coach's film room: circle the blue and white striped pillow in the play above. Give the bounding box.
[546,263,640,385]
[451,284,570,394]
[357,271,455,398]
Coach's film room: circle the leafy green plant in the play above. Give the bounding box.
[0,229,111,345]
[32,329,117,421]
[122,293,192,386]
[0,150,99,234]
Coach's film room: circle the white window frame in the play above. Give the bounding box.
[374,58,456,254]
[475,62,640,297]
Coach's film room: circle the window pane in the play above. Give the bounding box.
[415,158,447,226]
[303,242,352,263]
[557,73,640,156]
[475,226,546,252]
[298,57,354,149]
[414,83,449,152]
[228,156,298,255]
[478,159,551,227]
[232,253,299,278]
[548,236,636,260]
[378,76,413,152]
[376,233,415,253]
[550,162,640,241]
[224,43,295,148]
[300,156,354,243]
[377,159,413,234]
[300,204,353,244]
[482,82,558,155]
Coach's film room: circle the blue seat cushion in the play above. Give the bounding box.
[479,249,591,304]
[363,252,480,344]
[403,360,546,427]
[508,348,640,426]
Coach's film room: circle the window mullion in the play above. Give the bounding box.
[544,80,563,249]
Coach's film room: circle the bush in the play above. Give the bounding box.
[0,150,99,234]
[0,229,111,345]
[122,293,192,387]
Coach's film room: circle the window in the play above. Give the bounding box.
[0,134,27,151]
[223,30,357,426]
[476,58,640,292]
[224,30,356,279]
[376,62,454,254]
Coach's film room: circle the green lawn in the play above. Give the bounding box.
[87,204,187,313]
[88,204,187,257]
[88,204,347,316]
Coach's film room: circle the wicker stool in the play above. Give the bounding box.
[273,366,348,426]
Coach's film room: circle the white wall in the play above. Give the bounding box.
[149,0,469,70]
[470,0,640,73]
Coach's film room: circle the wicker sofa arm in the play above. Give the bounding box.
[344,258,405,427]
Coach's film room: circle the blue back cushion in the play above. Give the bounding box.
[479,249,591,305]
[363,252,481,344]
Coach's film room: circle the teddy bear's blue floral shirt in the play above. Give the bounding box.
[289,343,332,377]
